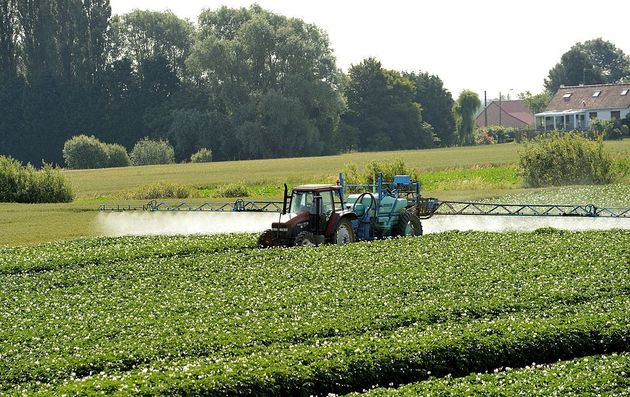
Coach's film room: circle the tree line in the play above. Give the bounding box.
[0,2,459,166]
[1,2,628,167]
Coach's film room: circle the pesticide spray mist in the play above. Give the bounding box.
[98,212,629,238]
[97,212,280,237]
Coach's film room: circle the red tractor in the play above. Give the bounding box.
[257,174,429,247]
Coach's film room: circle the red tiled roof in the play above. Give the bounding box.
[546,83,630,112]
[496,100,534,125]
[475,100,533,128]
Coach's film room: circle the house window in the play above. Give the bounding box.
[555,116,565,130]
[589,112,598,119]
[611,111,621,121]
[545,116,554,130]
[576,114,586,129]
[562,93,572,101]
[592,91,601,97]
[621,89,629,96]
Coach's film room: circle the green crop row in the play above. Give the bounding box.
[0,233,257,275]
[347,353,630,396]
[0,230,628,395]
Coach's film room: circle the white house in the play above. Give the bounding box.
[535,83,630,131]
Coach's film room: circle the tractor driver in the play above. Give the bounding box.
[290,191,315,213]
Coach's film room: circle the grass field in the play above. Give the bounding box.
[1,230,628,394]
[1,140,629,246]
[63,140,630,198]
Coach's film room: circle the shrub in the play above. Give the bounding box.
[0,156,73,203]
[105,144,131,167]
[476,130,495,145]
[518,132,616,187]
[126,182,192,199]
[63,135,131,169]
[214,182,249,198]
[190,148,213,163]
[342,159,419,186]
[62,135,109,169]
[130,138,175,166]
[589,118,624,140]
[477,125,517,144]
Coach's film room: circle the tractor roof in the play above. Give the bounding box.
[293,184,341,192]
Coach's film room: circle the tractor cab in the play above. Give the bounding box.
[257,184,357,247]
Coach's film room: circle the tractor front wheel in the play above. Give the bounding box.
[333,219,356,245]
[257,229,278,248]
[394,211,423,237]
[295,231,318,247]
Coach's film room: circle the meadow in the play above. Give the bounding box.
[1,229,628,395]
[1,139,629,246]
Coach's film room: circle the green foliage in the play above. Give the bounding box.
[213,182,250,198]
[476,129,495,145]
[589,118,626,140]
[405,71,457,146]
[545,38,630,93]
[0,155,73,203]
[0,230,628,394]
[353,353,630,396]
[63,135,131,169]
[342,58,434,152]
[110,10,193,77]
[453,90,481,146]
[105,143,131,167]
[188,5,344,159]
[518,132,616,187]
[62,134,110,169]
[168,109,213,161]
[190,148,213,163]
[483,184,630,207]
[125,182,192,199]
[518,91,552,115]
[130,138,175,166]
[342,159,419,185]
[476,125,518,144]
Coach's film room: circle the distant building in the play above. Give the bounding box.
[476,100,533,129]
[535,83,630,131]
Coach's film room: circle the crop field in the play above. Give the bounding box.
[1,229,628,395]
[348,353,630,396]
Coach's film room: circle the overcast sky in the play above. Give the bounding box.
[110,0,630,100]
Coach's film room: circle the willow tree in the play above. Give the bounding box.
[187,5,344,160]
[453,90,480,146]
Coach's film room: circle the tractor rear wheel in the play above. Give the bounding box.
[295,231,318,247]
[257,229,278,248]
[333,219,356,245]
[394,211,423,237]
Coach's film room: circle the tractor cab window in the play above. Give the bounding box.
[290,191,315,213]
[321,191,334,214]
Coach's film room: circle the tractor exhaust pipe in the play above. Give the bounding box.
[282,184,289,215]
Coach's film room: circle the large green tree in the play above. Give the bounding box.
[341,58,434,152]
[544,38,630,94]
[186,5,343,160]
[103,10,194,148]
[405,71,456,146]
[453,90,481,146]
[1,0,112,164]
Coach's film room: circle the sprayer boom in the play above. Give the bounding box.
[427,201,629,218]
[99,198,629,219]
[99,199,284,213]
